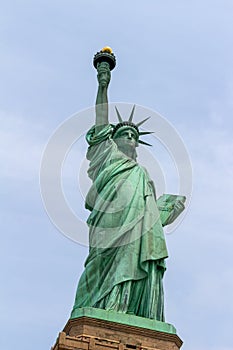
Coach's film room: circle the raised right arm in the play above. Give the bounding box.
[95,62,111,129]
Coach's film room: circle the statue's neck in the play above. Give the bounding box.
[119,147,137,161]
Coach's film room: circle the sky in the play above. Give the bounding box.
[1,1,233,349]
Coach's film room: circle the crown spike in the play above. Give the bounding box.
[138,140,152,146]
[128,104,136,123]
[139,131,154,136]
[115,106,123,122]
[136,117,150,127]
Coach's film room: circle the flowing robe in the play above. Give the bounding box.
[71,125,168,320]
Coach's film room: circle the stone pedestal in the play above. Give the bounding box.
[51,308,183,350]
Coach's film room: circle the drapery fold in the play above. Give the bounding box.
[71,125,168,321]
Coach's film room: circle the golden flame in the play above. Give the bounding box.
[101,46,113,54]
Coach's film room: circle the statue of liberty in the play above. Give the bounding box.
[71,47,185,321]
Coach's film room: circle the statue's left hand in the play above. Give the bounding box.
[165,200,185,225]
[173,200,185,214]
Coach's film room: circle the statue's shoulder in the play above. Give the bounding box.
[86,124,114,146]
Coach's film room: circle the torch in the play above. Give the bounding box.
[93,46,116,71]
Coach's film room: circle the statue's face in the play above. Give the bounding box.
[114,128,138,144]
[113,127,138,160]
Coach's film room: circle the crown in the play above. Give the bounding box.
[112,105,153,146]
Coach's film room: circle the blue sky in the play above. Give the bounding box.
[1,1,233,349]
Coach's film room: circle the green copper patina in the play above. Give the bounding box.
[71,49,185,321]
